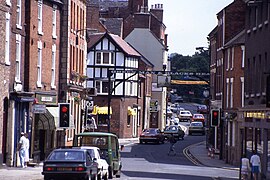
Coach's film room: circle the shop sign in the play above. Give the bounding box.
[33,104,46,114]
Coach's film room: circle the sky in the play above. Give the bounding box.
[148,0,234,56]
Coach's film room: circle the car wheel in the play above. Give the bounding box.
[189,131,192,135]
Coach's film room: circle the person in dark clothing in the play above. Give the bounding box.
[168,134,177,156]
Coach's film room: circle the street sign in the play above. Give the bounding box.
[110,70,210,76]
[150,100,159,112]
[32,104,46,114]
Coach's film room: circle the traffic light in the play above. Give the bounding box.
[211,109,220,127]
[59,103,70,128]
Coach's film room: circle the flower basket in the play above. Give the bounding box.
[74,96,81,102]
[79,75,88,82]
[71,71,79,81]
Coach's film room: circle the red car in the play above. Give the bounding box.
[139,128,165,144]
[192,114,205,125]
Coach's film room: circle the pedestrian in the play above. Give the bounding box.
[241,153,250,180]
[168,133,177,156]
[250,150,261,180]
[24,133,30,167]
[18,132,27,168]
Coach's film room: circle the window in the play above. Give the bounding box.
[51,44,56,88]
[16,0,22,29]
[52,5,57,39]
[226,78,229,108]
[96,81,111,94]
[5,13,10,65]
[130,82,133,95]
[231,47,234,70]
[37,41,42,87]
[230,78,234,108]
[226,49,230,70]
[38,0,43,35]
[96,52,114,65]
[241,46,245,68]
[97,114,108,126]
[15,34,21,82]
[127,115,131,126]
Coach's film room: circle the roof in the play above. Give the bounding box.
[87,32,141,57]
[110,33,140,56]
[76,131,118,138]
[224,29,245,48]
[102,18,123,36]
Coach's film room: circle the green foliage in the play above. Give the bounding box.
[170,51,210,101]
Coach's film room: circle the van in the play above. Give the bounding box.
[73,132,121,179]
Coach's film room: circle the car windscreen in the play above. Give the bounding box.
[48,151,85,161]
[79,136,109,149]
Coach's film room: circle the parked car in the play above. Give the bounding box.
[192,114,205,125]
[178,110,192,122]
[164,125,185,140]
[139,128,165,144]
[189,121,205,135]
[74,146,109,180]
[197,105,208,114]
[42,148,98,180]
[73,132,121,179]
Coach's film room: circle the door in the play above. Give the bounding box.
[39,130,46,161]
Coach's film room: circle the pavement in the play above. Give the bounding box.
[0,138,239,180]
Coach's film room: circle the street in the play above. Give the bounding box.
[119,135,237,180]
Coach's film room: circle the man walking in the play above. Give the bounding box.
[168,134,177,156]
[18,132,27,168]
[250,150,261,180]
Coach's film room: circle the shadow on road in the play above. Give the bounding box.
[122,170,211,180]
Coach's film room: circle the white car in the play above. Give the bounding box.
[76,146,109,180]
[178,110,192,122]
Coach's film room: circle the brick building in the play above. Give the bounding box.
[0,1,11,166]
[240,0,270,177]
[209,0,245,165]
[59,0,87,147]
[23,0,62,163]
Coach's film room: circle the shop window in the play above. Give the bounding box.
[97,114,108,126]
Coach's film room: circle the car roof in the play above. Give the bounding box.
[76,132,118,138]
[53,148,86,152]
[73,146,100,150]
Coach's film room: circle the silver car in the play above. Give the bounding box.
[189,121,205,135]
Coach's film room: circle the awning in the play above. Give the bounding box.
[46,107,59,129]
[128,107,136,116]
[39,107,74,130]
[92,106,112,115]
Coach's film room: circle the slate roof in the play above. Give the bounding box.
[102,18,123,37]
[224,29,245,47]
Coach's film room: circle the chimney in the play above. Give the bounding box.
[150,3,163,22]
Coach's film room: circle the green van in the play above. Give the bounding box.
[73,132,121,179]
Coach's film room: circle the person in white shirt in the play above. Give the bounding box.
[241,153,250,180]
[250,150,261,180]
[18,132,27,168]
[24,133,30,167]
